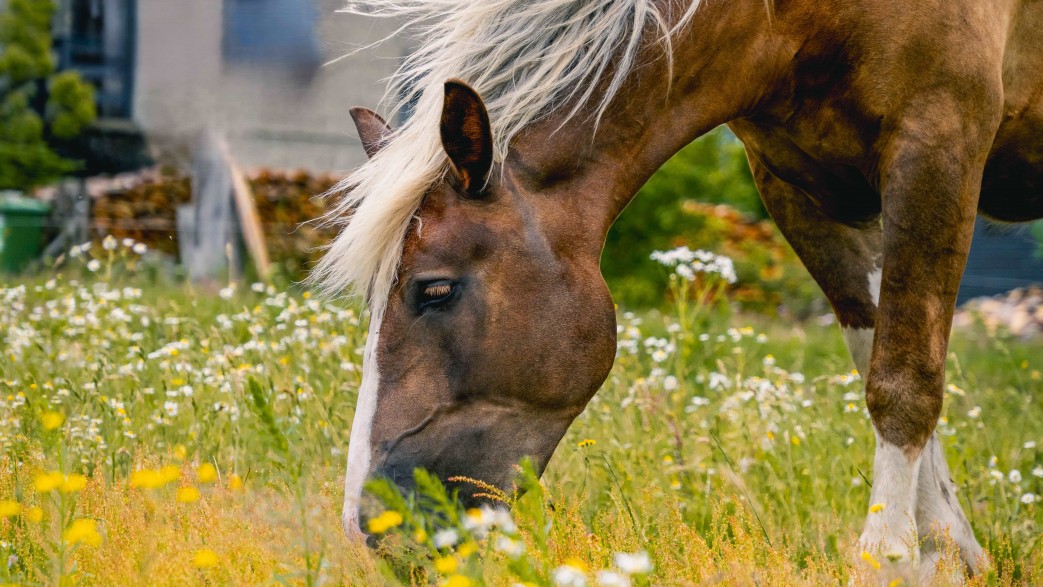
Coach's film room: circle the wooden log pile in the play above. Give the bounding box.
[89,168,192,256]
[84,167,344,276]
[249,169,342,276]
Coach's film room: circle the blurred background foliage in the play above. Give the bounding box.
[602,127,825,317]
[0,0,96,192]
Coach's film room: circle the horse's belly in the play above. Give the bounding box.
[980,0,1043,222]
[980,120,1043,222]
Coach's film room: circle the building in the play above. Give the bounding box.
[51,0,409,173]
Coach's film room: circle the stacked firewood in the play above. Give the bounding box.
[249,169,343,275]
[86,167,345,271]
[89,168,192,256]
[957,285,1043,338]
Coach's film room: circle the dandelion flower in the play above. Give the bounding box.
[457,542,478,558]
[228,474,245,491]
[578,439,596,448]
[176,486,201,503]
[869,503,886,513]
[434,556,458,574]
[413,528,428,544]
[160,465,181,483]
[130,469,165,489]
[0,501,21,517]
[444,576,471,587]
[25,506,44,523]
[60,474,87,493]
[197,463,218,484]
[193,548,219,568]
[64,519,102,547]
[860,551,881,570]
[34,471,64,493]
[41,411,64,430]
[366,510,404,534]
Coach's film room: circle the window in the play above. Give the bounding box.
[222,0,321,73]
[53,0,136,118]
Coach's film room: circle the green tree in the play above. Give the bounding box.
[602,127,763,306]
[0,0,96,192]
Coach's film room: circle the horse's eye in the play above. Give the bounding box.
[417,280,458,312]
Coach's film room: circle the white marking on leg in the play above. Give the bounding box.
[916,433,986,577]
[859,429,921,564]
[342,309,383,540]
[841,267,881,377]
[867,266,882,306]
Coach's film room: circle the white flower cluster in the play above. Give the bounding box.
[551,550,652,587]
[650,246,737,284]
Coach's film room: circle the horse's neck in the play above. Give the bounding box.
[508,0,785,237]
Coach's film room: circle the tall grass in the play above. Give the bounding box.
[0,241,1039,585]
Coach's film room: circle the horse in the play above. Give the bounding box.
[315,0,1043,580]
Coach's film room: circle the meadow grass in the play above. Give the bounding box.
[0,243,1040,586]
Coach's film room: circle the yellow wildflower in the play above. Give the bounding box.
[197,463,218,484]
[577,439,596,448]
[457,542,478,558]
[434,556,458,574]
[0,501,21,517]
[444,576,471,587]
[564,557,588,572]
[869,503,886,513]
[860,551,881,570]
[791,436,801,446]
[173,445,187,461]
[228,474,244,491]
[888,580,903,587]
[61,474,87,494]
[176,486,201,503]
[64,519,102,547]
[41,411,65,430]
[193,548,219,568]
[25,506,44,523]
[160,465,181,483]
[130,469,164,489]
[34,471,64,493]
[413,528,428,543]
[366,510,404,534]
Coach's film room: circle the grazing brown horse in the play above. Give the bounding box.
[317,0,1043,580]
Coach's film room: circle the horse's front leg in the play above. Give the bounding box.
[862,111,999,580]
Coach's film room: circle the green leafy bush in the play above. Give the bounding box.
[602,127,823,317]
[0,0,96,191]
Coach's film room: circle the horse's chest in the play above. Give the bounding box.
[730,111,882,225]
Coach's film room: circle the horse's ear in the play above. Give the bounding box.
[349,107,392,159]
[440,80,493,196]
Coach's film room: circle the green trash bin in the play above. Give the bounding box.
[0,193,52,273]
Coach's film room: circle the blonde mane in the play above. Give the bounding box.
[312,0,701,311]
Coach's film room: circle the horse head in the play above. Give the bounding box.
[342,81,618,537]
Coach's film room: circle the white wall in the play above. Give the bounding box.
[133,0,409,172]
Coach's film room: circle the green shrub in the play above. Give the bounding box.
[0,0,96,191]
[602,127,823,317]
